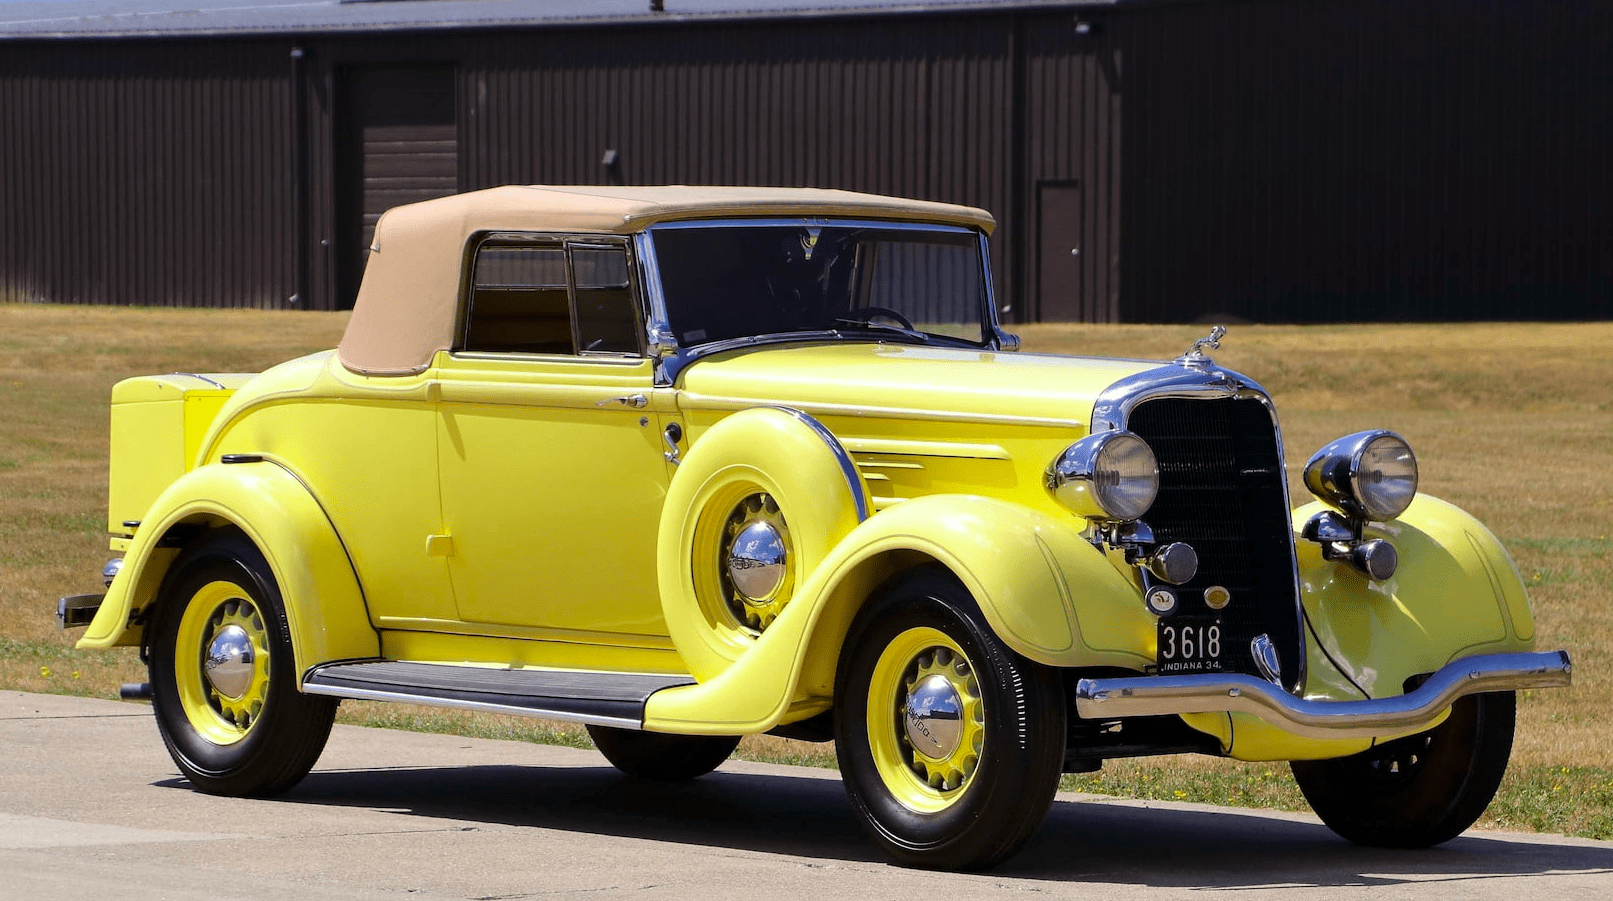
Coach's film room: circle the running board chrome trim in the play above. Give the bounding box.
[1075,650,1572,740]
[302,660,695,730]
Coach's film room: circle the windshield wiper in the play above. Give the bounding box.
[832,319,932,343]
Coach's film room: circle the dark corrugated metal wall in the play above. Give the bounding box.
[2,2,1608,320]
[335,64,460,303]
[0,42,296,308]
[1117,0,1613,322]
[453,16,1019,313]
[1024,12,1124,322]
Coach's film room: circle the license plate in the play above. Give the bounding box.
[1157,618,1224,674]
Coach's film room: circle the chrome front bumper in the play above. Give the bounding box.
[1075,650,1573,740]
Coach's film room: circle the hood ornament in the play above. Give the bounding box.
[1177,325,1227,366]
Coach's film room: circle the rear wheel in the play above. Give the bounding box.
[586,725,740,781]
[835,568,1066,870]
[1291,691,1516,848]
[149,531,336,796]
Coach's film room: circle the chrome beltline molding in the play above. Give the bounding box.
[1075,650,1573,740]
[681,393,1088,429]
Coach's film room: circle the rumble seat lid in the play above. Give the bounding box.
[336,185,994,377]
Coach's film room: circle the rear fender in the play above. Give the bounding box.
[78,459,378,673]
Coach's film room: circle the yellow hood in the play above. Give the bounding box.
[676,342,1162,425]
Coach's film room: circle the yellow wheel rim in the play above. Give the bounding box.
[692,481,796,636]
[865,626,986,814]
[172,580,272,746]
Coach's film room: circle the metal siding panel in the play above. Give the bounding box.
[7,4,1609,319]
[1115,0,1611,323]
[1022,11,1122,323]
[1,40,297,309]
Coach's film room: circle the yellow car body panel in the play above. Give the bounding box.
[647,493,1155,734]
[432,353,674,635]
[78,459,377,670]
[676,343,1151,426]
[106,373,253,535]
[199,353,457,626]
[1293,493,1537,700]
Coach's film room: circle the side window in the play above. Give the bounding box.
[569,245,640,354]
[465,246,573,354]
[463,239,642,357]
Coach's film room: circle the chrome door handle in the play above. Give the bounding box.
[597,394,648,408]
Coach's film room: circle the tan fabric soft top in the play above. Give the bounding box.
[336,185,995,376]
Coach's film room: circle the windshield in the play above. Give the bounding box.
[650,222,991,348]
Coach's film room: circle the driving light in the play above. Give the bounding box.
[1047,431,1160,522]
[1304,430,1418,521]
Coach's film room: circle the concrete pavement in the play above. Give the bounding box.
[3,690,1611,900]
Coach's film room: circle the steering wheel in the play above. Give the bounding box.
[839,306,916,331]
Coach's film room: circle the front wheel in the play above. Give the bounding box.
[148,530,337,796]
[1291,691,1516,848]
[835,568,1066,870]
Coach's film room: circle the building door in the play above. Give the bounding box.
[337,65,459,309]
[1037,181,1091,322]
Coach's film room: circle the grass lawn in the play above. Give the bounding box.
[3,304,1608,839]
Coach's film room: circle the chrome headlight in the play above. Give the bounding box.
[1047,431,1160,522]
[1304,430,1418,521]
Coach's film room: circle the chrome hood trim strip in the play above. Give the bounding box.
[1075,650,1573,740]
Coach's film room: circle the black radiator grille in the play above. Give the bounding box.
[1126,396,1304,689]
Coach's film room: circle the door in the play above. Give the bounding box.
[337,65,459,308]
[434,236,674,638]
[1038,181,1088,322]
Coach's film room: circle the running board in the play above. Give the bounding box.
[302,661,695,729]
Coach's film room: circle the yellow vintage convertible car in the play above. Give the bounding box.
[60,185,1571,870]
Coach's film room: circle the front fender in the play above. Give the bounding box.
[820,495,1156,670]
[77,459,378,674]
[1295,492,1537,701]
[645,494,1152,734]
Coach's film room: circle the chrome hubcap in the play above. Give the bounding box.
[727,521,787,601]
[203,624,256,700]
[719,493,793,631]
[904,673,964,759]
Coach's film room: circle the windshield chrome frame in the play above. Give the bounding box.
[635,217,1007,386]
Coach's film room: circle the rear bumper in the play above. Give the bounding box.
[56,594,104,629]
[1075,650,1572,740]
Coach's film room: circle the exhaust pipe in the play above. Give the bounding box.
[120,682,152,701]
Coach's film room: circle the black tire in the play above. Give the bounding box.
[148,530,337,796]
[1291,691,1516,848]
[834,567,1066,870]
[586,725,741,781]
